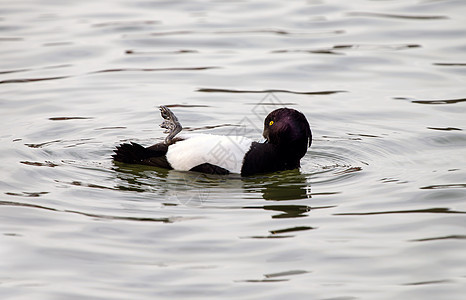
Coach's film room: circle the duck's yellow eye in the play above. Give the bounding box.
[269,120,274,126]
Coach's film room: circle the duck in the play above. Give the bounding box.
[113,106,312,176]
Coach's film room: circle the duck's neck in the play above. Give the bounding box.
[277,137,308,160]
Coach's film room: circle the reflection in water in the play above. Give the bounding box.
[243,169,311,201]
[113,163,171,193]
[112,161,331,226]
[114,163,313,202]
[243,204,335,219]
[112,163,322,219]
[243,204,311,219]
[269,226,314,234]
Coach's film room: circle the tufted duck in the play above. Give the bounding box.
[113,106,312,176]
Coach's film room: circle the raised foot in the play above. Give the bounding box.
[159,105,182,144]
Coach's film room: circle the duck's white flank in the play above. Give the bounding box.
[166,134,253,174]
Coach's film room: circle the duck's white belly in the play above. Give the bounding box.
[166,134,253,174]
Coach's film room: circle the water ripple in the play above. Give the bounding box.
[0,76,69,84]
[409,235,466,242]
[197,88,346,95]
[92,20,160,28]
[334,207,466,215]
[348,12,448,20]
[434,63,466,67]
[0,66,218,85]
[427,127,462,131]
[420,183,466,190]
[0,200,197,223]
[148,29,344,36]
[92,66,219,73]
[394,97,466,105]
[272,43,421,55]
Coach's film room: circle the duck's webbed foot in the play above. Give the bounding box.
[159,105,182,144]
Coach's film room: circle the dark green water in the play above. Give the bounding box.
[1,0,465,299]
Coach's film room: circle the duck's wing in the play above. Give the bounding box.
[166,134,253,174]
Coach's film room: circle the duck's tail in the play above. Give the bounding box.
[112,142,149,164]
[112,142,171,168]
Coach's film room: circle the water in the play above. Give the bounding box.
[1,0,465,299]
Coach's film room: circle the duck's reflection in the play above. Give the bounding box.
[242,169,312,218]
[243,204,311,219]
[113,163,315,219]
[242,169,311,201]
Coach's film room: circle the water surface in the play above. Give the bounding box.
[1,0,465,299]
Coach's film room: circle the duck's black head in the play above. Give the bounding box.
[263,108,312,158]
